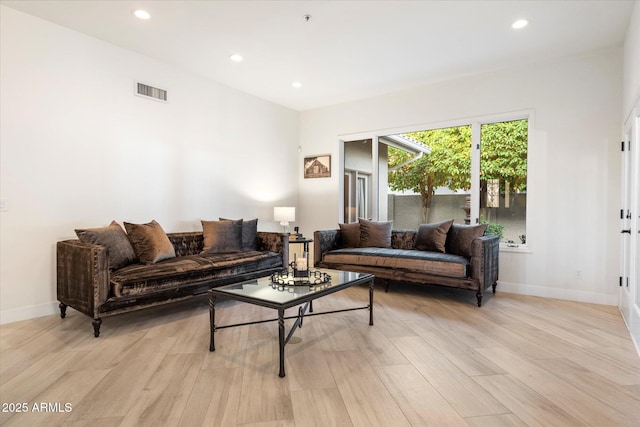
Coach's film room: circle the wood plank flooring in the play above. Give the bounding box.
[1,283,639,426]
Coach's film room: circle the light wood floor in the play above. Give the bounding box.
[1,283,639,426]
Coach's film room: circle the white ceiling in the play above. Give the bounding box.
[1,0,635,111]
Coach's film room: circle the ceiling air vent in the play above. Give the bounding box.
[135,81,167,102]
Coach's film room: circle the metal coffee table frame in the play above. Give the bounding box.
[208,270,374,377]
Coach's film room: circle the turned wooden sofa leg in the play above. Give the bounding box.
[476,291,483,307]
[92,318,102,338]
[384,280,390,293]
[59,302,67,319]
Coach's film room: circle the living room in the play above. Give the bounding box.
[1,1,639,425]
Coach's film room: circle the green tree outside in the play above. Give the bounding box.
[480,119,528,192]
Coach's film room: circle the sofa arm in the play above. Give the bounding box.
[56,240,110,319]
[470,235,500,290]
[257,232,289,269]
[313,230,340,266]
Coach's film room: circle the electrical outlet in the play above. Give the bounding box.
[0,199,7,211]
[575,270,582,280]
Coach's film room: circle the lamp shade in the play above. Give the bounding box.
[274,206,296,223]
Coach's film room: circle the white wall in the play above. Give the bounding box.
[623,1,640,116]
[299,47,623,305]
[0,7,299,323]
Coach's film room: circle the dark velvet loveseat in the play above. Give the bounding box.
[57,219,288,336]
[314,219,499,306]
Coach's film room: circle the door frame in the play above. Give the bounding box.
[620,96,640,355]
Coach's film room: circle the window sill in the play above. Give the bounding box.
[499,244,531,253]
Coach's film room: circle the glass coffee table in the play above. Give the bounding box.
[208,268,374,377]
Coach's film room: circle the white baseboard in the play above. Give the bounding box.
[496,281,619,306]
[0,301,60,325]
[620,299,640,358]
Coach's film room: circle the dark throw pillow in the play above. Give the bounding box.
[124,220,176,264]
[415,219,454,253]
[445,223,488,258]
[202,219,243,254]
[359,219,393,248]
[220,218,258,251]
[75,221,137,270]
[339,222,361,248]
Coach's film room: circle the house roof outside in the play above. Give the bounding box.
[379,134,431,155]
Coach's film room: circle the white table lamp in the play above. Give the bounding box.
[274,206,295,233]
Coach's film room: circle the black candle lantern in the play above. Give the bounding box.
[292,252,309,278]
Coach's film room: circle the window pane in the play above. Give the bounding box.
[387,126,471,228]
[480,119,528,244]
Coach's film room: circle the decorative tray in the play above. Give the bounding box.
[270,269,331,287]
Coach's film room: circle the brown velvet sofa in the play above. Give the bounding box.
[57,229,288,337]
[313,221,499,306]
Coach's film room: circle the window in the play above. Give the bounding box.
[344,170,371,221]
[480,120,528,245]
[388,125,472,226]
[345,114,530,248]
[343,139,374,222]
[357,175,369,219]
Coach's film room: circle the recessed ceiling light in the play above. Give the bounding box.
[133,10,151,20]
[230,54,243,62]
[512,19,528,29]
[292,81,302,88]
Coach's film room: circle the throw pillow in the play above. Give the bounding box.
[124,220,176,264]
[202,219,242,254]
[415,219,454,253]
[359,219,393,248]
[445,223,488,258]
[338,222,361,248]
[220,217,258,251]
[75,221,137,270]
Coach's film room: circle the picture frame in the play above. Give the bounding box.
[304,155,331,178]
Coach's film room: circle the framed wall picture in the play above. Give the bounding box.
[304,155,331,178]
